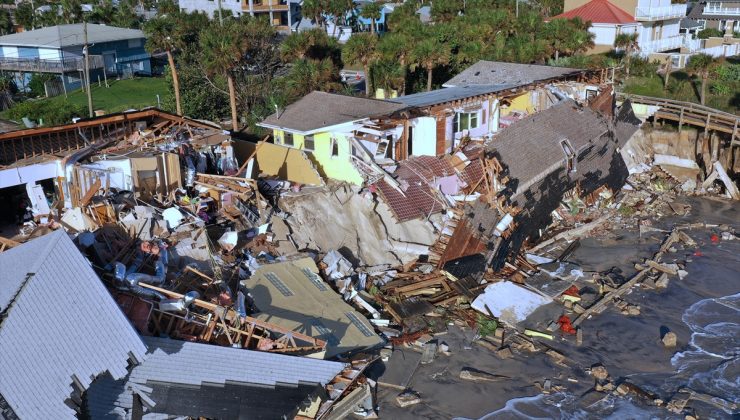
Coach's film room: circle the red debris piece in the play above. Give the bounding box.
[558,315,577,335]
[710,234,720,244]
[562,285,580,297]
[693,250,703,257]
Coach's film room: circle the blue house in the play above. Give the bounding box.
[354,1,396,33]
[0,24,151,94]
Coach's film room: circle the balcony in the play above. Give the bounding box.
[242,0,288,12]
[639,34,686,54]
[703,4,740,15]
[634,3,687,21]
[0,55,104,73]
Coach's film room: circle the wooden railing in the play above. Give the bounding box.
[617,92,739,144]
[0,55,105,73]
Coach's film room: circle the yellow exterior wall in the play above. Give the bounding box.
[272,129,364,185]
[502,92,536,116]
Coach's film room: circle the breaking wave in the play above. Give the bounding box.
[670,293,740,406]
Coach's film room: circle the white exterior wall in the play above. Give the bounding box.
[591,24,618,45]
[37,48,61,60]
[178,0,243,18]
[637,0,672,8]
[409,117,436,157]
[80,160,133,191]
[663,20,681,37]
[1,46,17,58]
[0,161,61,189]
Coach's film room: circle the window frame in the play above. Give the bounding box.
[283,132,294,147]
[303,134,315,151]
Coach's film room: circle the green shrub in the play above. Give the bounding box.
[711,81,731,95]
[476,314,498,337]
[6,99,87,125]
[697,28,724,39]
[714,63,740,82]
[27,74,57,98]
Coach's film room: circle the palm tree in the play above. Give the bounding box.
[0,9,12,35]
[378,32,412,95]
[280,31,312,61]
[686,53,717,105]
[360,2,382,34]
[60,0,83,24]
[302,0,326,29]
[286,58,343,97]
[199,19,249,130]
[144,15,182,114]
[411,38,450,91]
[15,2,35,30]
[342,33,380,97]
[614,32,639,78]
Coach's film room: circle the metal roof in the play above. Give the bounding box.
[0,24,145,49]
[0,230,147,419]
[550,0,636,24]
[388,84,515,108]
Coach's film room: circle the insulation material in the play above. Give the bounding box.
[254,142,324,186]
[471,281,552,326]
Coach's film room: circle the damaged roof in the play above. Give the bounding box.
[243,257,382,358]
[259,91,407,134]
[87,336,345,419]
[0,230,146,419]
[486,100,609,198]
[376,149,484,222]
[443,60,584,88]
[389,84,514,108]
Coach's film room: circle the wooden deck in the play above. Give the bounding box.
[617,92,739,146]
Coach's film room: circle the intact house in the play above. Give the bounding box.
[550,0,740,67]
[688,0,740,33]
[179,0,297,31]
[0,24,151,94]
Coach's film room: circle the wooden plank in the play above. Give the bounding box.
[79,178,102,207]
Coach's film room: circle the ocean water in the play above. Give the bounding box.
[670,292,740,410]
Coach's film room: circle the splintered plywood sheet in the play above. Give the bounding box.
[255,142,324,186]
[471,281,552,326]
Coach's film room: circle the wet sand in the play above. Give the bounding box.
[373,196,740,419]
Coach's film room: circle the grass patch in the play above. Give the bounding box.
[622,70,738,113]
[1,76,169,121]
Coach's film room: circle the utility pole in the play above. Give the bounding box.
[515,0,519,18]
[217,0,224,26]
[83,20,93,118]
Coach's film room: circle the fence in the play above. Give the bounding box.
[0,55,104,73]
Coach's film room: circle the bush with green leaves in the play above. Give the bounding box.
[27,74,57,98]
[629,56,661,78]
[6,99,87,125]
[714,63,740,82]
[697,28,724,39]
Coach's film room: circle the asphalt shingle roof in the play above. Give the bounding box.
[0,230,146,420]
[486,100,608,197]
[0,24,145,49]
[259,91,407,133]
[86,336,346,419]
[443,60,584,88]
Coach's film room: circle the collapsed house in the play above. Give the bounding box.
[0,231,148,419]
[437,94,642,271]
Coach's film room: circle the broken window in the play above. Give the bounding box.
[331,138,339,157]
[284,132,294,147]
[454,111,479,133]
[560,139,577,173]
[303,134,315,151]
